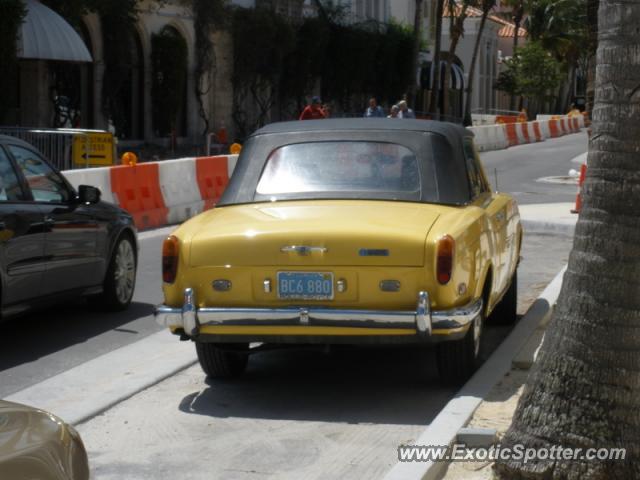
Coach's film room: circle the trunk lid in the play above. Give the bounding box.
[188,201,441,267]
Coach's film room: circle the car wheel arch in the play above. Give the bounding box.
[105,228,138,278]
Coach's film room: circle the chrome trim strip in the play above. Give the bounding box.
[280,245,328,255]
[154,290,483,337]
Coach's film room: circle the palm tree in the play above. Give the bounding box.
[409,0,425,104]
[501,0,526,110]
[463,0,496,126]
[429,0,445,119]
[441,0,472,118]
[494,0,640,477]
[525,0,588,113]
[585,0,598,114]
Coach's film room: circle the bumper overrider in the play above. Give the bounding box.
[155,289,483,343]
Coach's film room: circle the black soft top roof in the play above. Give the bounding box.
[252,118,473,145]
[219,119,475,207]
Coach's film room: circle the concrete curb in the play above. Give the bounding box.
[384,265,567,480]
[521,218,576,236]
[4,330,197,426]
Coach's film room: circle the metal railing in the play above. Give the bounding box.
[0,127,90,171]
[471,108,521,116]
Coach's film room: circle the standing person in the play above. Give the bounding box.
[397,100,416,119]
[387,105,400,118]
[567,103,581,117]
[364,97,385,118]
[299,96,326,120]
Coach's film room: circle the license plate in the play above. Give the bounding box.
[277,272,334,300]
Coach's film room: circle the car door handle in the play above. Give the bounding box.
[44,216,54,224]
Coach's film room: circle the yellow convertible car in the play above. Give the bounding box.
[156,119,521,384]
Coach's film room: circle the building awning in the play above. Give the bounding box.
[17,0,93,63]
[420,61,465,91]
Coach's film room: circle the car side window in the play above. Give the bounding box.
[463,140,488,199]
[0,147,25,202]
[8,145,71,203]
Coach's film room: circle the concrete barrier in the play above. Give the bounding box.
[62,115,582,231]
[468,124,508,151]
[63,154,239,230]
[62,166,115,204]
[158,157,204,225]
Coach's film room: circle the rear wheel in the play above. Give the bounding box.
[488,270,518,325]
[436,307,483,386]
[196,342,249,378]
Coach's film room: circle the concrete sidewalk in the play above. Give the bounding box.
[519,202,578,235]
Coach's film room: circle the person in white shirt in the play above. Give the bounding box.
[397,100,415,119]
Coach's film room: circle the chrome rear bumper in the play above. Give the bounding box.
[155,288,482,340]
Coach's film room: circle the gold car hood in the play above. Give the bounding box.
[0,400,89,480]
[188,201,441,267]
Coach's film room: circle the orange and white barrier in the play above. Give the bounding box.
[571,163,588,214]
[63,155,239,230]
[469,124,509,151]
[62,113,583,230]
[470,114,582,151]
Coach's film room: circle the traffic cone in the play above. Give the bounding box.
[571,163,587,214]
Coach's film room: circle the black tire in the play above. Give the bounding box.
[488,270,518,325]
[436,296,485,386]
[436,327,479,386]
[196,342,249,379]
[94,235,137,311]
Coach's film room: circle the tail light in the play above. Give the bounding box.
[436,235,455,285]
[162,235,179,283]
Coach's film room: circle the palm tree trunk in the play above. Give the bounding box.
[564,63,577,112]
[429,0,445,119]
[495,1,640,477]
[442,1,469,120]
[409,0,425,105]
[442,33,461,118]
[463,6,491,126]
[586,0,598,116]
[509,3,524,111]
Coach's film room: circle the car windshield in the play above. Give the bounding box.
[255,141,421,200]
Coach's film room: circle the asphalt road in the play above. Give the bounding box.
[76,229,575,480]
[482,131,588,205]
[0,133,587,398]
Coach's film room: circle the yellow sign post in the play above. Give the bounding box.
[73,132,115,167]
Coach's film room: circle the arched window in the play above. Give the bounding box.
[151,26,188,137]
[102,25,145,139]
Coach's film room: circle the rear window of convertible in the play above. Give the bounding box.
[253,138,470,204]
[256,141,421,200]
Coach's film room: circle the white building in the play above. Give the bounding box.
[389,1,520,118]
[332,0,391,23]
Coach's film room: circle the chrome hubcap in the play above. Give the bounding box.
[114,240,135,303]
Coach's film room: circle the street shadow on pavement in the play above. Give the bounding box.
[0,301,155,371]
[178,346,459,426]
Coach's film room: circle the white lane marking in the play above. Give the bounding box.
[4,329,196,426]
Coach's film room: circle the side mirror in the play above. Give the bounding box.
[78,185,101,204]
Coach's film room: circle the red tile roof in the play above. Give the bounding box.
[442,1,527,38]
